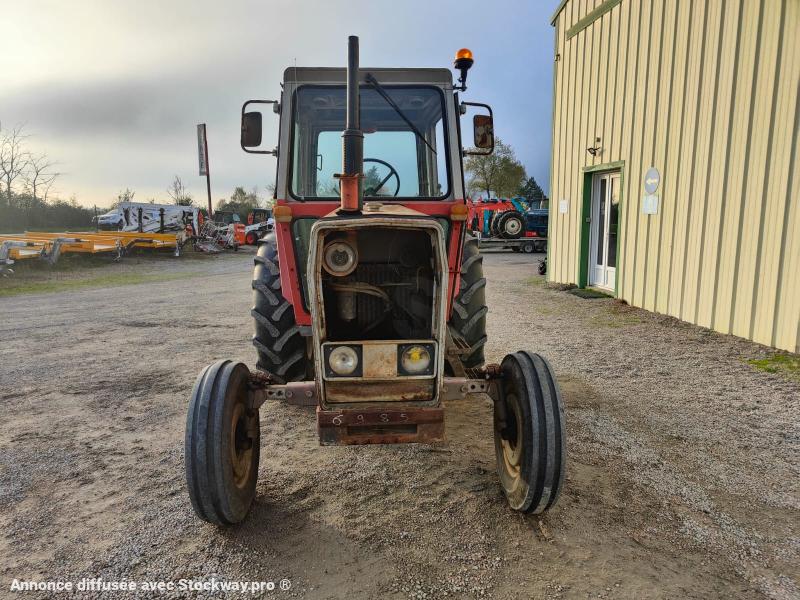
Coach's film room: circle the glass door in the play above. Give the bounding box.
[588,172,619,291]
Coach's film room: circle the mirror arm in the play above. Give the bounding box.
[241,100,279,155]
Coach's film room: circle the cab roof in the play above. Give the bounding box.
[282,67,454,87]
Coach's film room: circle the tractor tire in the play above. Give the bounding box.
[497,211,525,239]
[449,235,487,370]
[251,237,307,383]
[494,351,566,514]
[538,258,547,276]
[185,360,260,526]
[489,212,502,237]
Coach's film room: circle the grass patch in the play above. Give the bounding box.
[568,287,613,299]
[747,353,800,382]
[525,276,546,287]
[586,314,644,329]
[0,271,203,298]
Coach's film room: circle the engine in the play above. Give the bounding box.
[320,227,436,342]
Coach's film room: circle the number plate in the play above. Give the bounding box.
[316,407,445,445]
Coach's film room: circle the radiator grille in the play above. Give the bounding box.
[354,264,416,332]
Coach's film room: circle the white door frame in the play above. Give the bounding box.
[588,171,619,291]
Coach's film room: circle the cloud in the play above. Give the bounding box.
[0,65,242,141]
[1,0,554,206]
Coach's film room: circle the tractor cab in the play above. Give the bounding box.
[185,37,566,527]
[286,71,454,201]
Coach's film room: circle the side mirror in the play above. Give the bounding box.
[473,114,494,150]
[461,101,494,156]
[240,100,279,155]
[241,112,262,148]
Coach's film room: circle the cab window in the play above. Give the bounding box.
[290,85,449,200]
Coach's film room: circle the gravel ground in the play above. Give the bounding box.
[0,249,797,599]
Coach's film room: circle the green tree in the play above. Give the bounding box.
[518,176,549,205]
[216,186,263,216]
[464,138,526,199]
[364,165,390,195]
[318,167,388,197]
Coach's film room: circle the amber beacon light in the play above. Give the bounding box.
[454,48,474,90]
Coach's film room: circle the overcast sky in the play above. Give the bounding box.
[0,0,554,209]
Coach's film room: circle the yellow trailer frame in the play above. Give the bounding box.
[0,230,187,271]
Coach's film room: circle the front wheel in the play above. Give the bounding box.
[494,351,566,514]
[185,360,260,526]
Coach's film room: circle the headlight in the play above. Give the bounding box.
[399,344,433,375]
[328,345,359,376]
[323,240,358,276]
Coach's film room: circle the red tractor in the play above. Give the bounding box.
[185,37,566,525]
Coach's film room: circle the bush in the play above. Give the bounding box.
[0,196,95,233]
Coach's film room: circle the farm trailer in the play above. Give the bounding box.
[0,231,187,275]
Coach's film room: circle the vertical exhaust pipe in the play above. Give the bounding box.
[338,35,363,214]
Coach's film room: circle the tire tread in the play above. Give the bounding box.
[251,238,307,383]
[449,236,487,370]
[495,351,566,514]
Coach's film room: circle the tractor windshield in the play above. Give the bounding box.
[290,85,450,200]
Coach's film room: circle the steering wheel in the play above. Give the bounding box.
[363,158,400,197]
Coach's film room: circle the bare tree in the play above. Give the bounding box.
[25,152,60,203]
[42,177,58,203]
[109,188,136,208]
[167,175,193,206]
[0,124,30,206]
[249,185,262,207]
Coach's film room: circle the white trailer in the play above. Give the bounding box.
[96,202,202,234]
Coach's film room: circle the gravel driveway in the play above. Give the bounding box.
[0,250,797,599]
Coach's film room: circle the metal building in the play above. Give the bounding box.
[548,0,800,352]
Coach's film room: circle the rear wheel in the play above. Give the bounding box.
[449,235,487,370]
[245,231,258,246]
[185,360,259,526]
[252,237,307,383]
[521,241,535,253]
[494,351,566,514]
[497,211,525,239]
